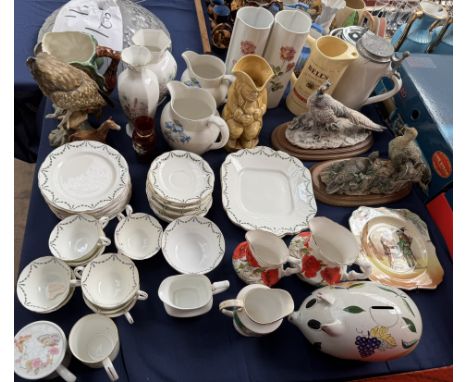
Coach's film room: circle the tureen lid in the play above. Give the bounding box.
[357,32,394,63]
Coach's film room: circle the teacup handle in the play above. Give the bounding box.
[342,255,372,281]
[136,290,149,301]
[124,311,134,325]
[55,364,77,382]
[117,205,133,221]
[206,116,230,150]
[102,357,119,381]
[99,216,110,229]
[99,236,112,247]
[219,299,244,318]
[212,280,230,295]
[70,278,81,287]
[281,261,302,277]
[74,266,84,280]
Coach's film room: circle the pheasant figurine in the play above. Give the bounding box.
[285,81,385,149]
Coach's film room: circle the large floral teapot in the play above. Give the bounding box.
[288,281,422,361]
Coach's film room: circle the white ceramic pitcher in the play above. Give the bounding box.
[160,81,230,155]
[181,50,235,107]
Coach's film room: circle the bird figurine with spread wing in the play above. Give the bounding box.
[27,52,111,147]
[285,81,385,150]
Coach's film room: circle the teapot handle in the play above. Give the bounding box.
[360,11,378,34]
[206,116,229,150]
[290,35,317,87]
[362,70,402,107]
[342,254,372,281]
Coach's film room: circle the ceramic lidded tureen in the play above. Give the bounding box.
[288,281,422,361]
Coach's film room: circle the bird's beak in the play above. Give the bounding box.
[26,56,36,68]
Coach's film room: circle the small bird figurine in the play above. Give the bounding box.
[388,126,431,191]
[26,52,108,132]
[290,81,386,132]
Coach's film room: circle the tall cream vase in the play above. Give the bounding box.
[263,10,311,109]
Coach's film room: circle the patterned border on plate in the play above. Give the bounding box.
[81,253,139,307]
[38,141,130,212]
[147,150,214,204]
[114,213,163,258]
[221,146,317,237]
[161,216,225,274]
[49,214,100,260]
[17,257,72,312]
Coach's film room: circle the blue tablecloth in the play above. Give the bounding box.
[15,1,453,381]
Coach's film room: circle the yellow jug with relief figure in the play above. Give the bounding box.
[222,54,274,151]
[286,35,358,116]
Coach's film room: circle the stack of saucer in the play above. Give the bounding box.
[38,141,132,219]
[74,253,148,324]
[146,150,214,223]
[49,214,111,267]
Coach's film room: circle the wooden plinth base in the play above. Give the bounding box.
[271,123,374,161]
[310,159,413,207]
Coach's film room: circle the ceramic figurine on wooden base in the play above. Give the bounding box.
[311,126,431,206]
[271,81,385,160]
[27,52,115,147]
[222,54,273,151]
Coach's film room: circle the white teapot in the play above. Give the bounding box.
[288,281,422,362]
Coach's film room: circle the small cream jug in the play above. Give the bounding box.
[333,32,410,110]
[286,35,358,115]
[160,81,229,155]
[180,51,235,107]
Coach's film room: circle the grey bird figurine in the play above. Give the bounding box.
[292,81,386,132]
[388,126,431,192]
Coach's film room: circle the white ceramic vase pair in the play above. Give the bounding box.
[118,29,178,137]
[225,7,312,108]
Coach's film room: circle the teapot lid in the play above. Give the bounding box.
[420,1,448,20]
[357,32,394,63]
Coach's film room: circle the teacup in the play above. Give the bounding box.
[74,253,146,310]
[219,285,294,336]
[158,274,230,318]
[49,214,110,263]
[232,230,301,286]
[14,320,77,381]
[114,205,163,260]
[17,256,80,314]
[288,217,372,286]
[69,314,120,381]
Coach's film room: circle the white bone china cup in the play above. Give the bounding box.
[49,214,111,261]
[69,314,120,381]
